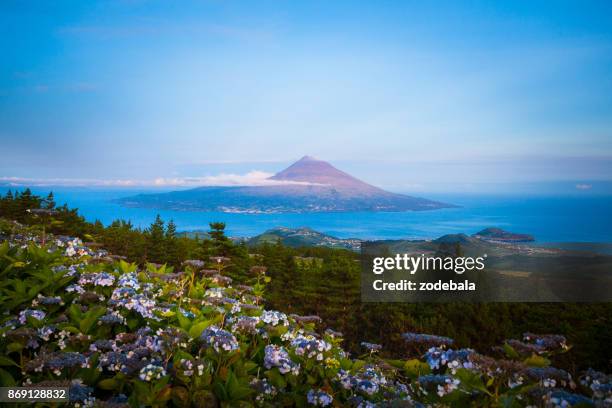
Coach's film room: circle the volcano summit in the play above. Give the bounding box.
[118,156,453,213]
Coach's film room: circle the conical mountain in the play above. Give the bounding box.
[269,156,380,191]
[118,156,453,213]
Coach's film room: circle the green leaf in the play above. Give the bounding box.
[403,358,431,378]
[177,310,191,331]
[339,358,353,370]
[229,385,252,401]
[266,369,287,389]
[213,381,228,401]
[0,356,18,367]
[385,359,406,369]
[79,307,106,334]
[69,303,82,321]
[6,342,23,353]
[242,361,258,373]
[189,320,211,339]
[503,343,520,359]
[455,368,491,396]
[523,354,551,367]
[98,378,118,390]
[127,317,140,330]
[0,368,16,386]
[62,326,81,334]
[351,359,366,372]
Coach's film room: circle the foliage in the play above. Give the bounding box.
[0,225,610,406]
[1,190,611,407]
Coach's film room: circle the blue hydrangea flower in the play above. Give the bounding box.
[260,310,289,326]
[417,374,460,397]
[307,389,333,406]
[18,309,46,324]
[424,347,474,372]
[139,363,166,381]
[117,272,140,290]
[291,336,331,360]
[264,345,300,375]
[99,312,126,325]
[79,272,115,287]
[200,326,239,353]
[402,332,454,347]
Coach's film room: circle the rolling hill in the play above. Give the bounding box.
[247,226,361,250]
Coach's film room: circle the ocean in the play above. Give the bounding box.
[2,187,611,243]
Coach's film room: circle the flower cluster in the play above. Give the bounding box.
[26,352,88,376]
[337,367,388,396]
[417,374,460,397]
[524,367,572,388]
[98,311,126,325]
[250,378,277,404]
[58,237,94,258]
[69,379,95,406]
[78,272,115,287]
[117,272,140,289]
[139,363,166,382]
[291,335,332,360]
[18,309,46,324]
[306,389,333,406]
[108,274,159,319]
[230,315,259,334]
[260,310,289,326]
[33,294,63,306]
[200,326,239,353]
[523,332,568,351]
[580,368,612,401]
[264,345,300,375]
[0,226,608,407]
[65,284,85,294]
[402,332,454,347]
[361,342,382,353]
[424,347,474,372]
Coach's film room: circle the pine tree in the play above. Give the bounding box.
[18,188,41,221]
[146,215,166,263]
[0,190,14,218]
[165,219,179,265]
[208,222,233,256]
[43,192,56,209]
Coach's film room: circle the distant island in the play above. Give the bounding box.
[117,156,453,213]
[241,226,533,252]
[247,226,361,251]
[472,227,535,243]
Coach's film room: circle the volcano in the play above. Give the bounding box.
[269,155,381,191]
[118,156,453,213]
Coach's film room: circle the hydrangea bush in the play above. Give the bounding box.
[0,228,610,407]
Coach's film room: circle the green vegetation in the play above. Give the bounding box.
[247,227,361,251]
[1,189,611,377]
[0,190,612,406]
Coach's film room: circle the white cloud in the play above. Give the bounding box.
[0,176,139,187]
[156,170,324,186]
[154,171,287,187]
[575,183,593,190]
[0,171,320,188]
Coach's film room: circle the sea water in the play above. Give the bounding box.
[1,187,611,243]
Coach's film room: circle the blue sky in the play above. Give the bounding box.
[1,0,611,191]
